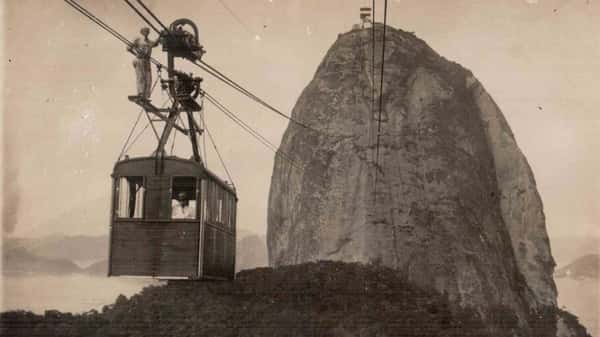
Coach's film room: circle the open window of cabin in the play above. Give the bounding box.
[171,177,198,219]
[115,176,145,218]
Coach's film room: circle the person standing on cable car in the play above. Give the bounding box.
[127,27,159,100]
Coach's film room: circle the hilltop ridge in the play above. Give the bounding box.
[3,261,585,337]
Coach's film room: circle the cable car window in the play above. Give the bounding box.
[217,191,223,223]
[171,177,197,219]
[227,194,236,230]
[201,179,207,223]
[203,180,235,230]
[205,181,219,225]
[116,176,145,218]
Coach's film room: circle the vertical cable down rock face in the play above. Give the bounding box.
[268,25,557,327]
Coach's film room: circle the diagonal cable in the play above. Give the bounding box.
[372,0,376,120]
[65,0,133,46]
[373,0,388,200]
[203,92,301,170]
[123,0,162,35]
[118,109,144,160]
[135,0,169,31]
[216,0,257,38]
[191,60,318,133]
[198,112,236,188]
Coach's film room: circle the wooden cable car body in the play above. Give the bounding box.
[108,18,236,280]
[109,157,236,280]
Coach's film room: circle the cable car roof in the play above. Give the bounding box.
[113,156,237,196]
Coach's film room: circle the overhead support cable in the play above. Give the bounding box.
[66,0,306,174]
[191,60,318,133]
[123,123,150,154]
[123,0,162,35]
[144,77,164,143]
[66,0,315,142]
[118,109,144,161]
[204,93,279,153]
[66,0,167,74]
[143,107,161,142]
[199,99,208,168]
[198,112,236,188]
[202,118,208,167]
[374,0,389,200]
[371,0,376,119]
[135,0,169,31]
[115,0,307,134]
[117,76,162,160]
[216,0,258,38]
[122,100,171,157]
[170,116,183,155]
[65,0,165,70]
[65,0,133,47]
[203,92,301,170]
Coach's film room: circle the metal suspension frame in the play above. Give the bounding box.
[122,15,206,171]
[65,0,304,184]
[156,49,203,164]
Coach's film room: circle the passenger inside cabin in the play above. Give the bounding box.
[172,191,196,219]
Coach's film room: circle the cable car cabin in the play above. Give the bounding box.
[108,156,237,280]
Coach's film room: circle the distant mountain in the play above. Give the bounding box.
[236,234,268,272]
[550,235,599,267]
[555,254,599,279]
[3,234,106,276]
[82,259,108,276]
[3,247,81,275]
[3,231,266,276]
[8,235,109,262]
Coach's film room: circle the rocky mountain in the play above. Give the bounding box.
[555,254,599,279]
[268,24,579,335]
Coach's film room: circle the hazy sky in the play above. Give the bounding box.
[2,0,599,245]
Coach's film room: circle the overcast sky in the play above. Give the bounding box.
[2,0,599,247]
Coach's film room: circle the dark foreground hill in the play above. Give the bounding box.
[0,262,589,337]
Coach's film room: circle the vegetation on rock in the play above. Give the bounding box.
[1,262,590,337]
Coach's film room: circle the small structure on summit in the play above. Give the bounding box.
[360,7,373,28]
[353,7,373,30]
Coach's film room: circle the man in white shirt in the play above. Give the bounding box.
[172,192,196,219]
[127,27,160,100]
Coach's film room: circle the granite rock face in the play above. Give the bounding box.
[268,25,559,328]
[467,75,558,308]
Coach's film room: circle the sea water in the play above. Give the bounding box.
[1,274,161,314]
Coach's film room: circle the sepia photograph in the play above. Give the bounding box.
[1,0,598,336]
